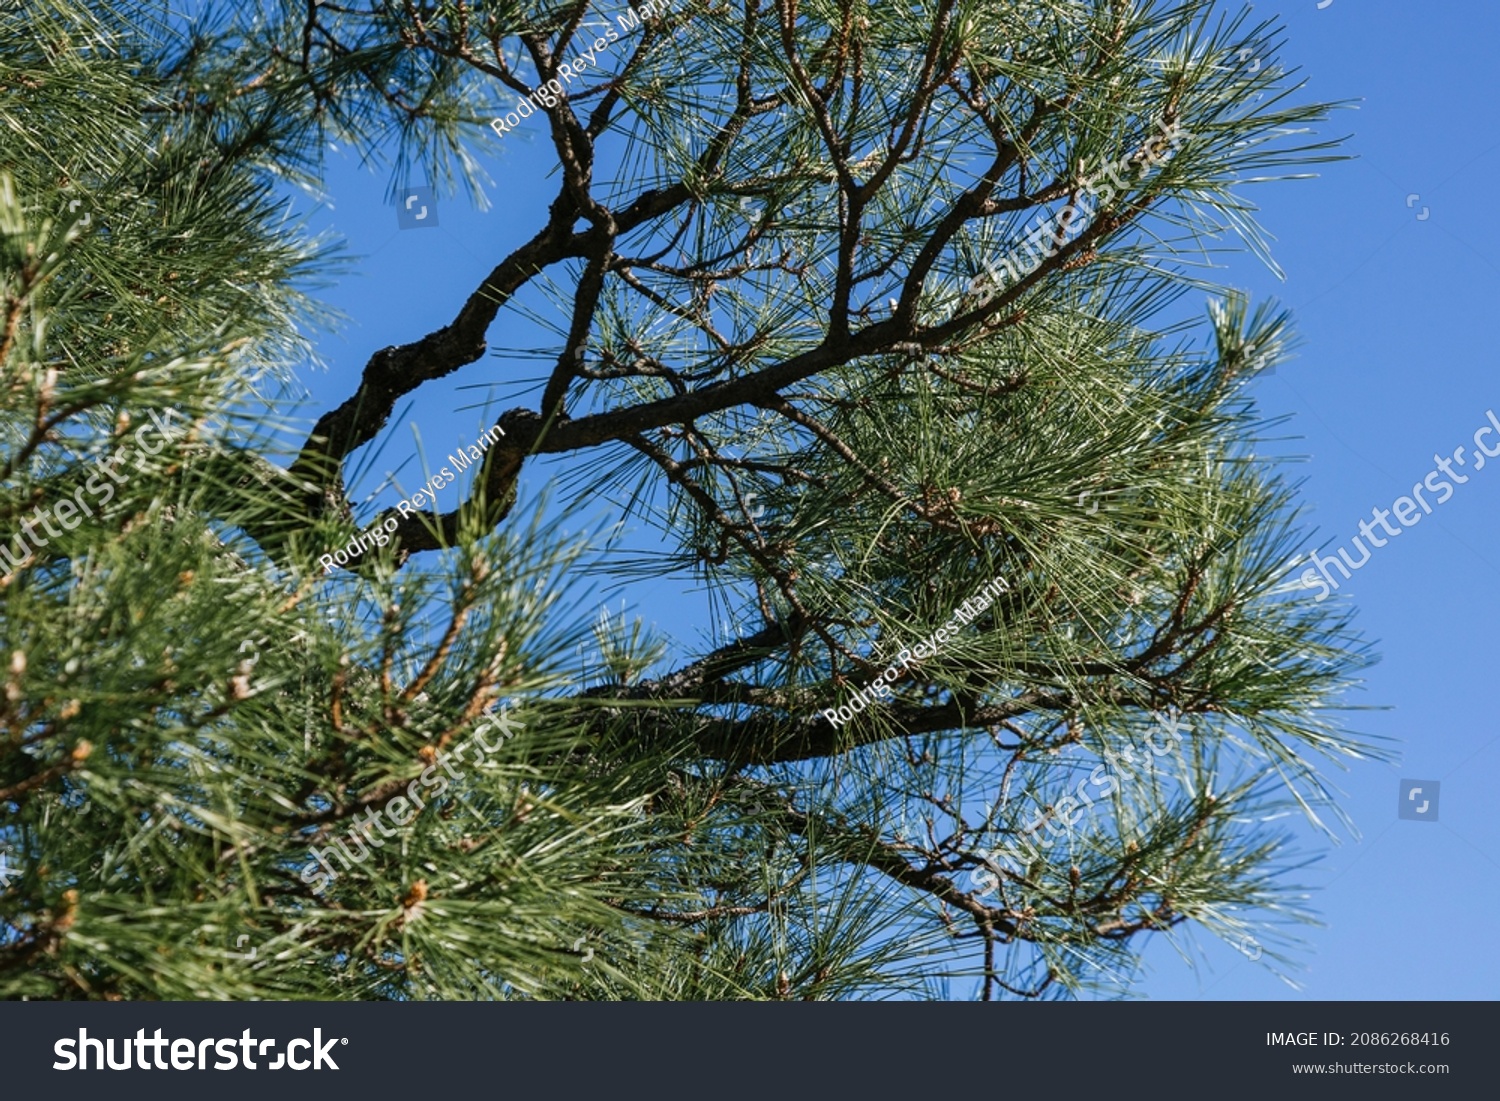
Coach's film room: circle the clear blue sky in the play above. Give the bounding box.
[277,0,1500,999]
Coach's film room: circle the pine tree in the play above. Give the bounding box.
[2,0,1381,1000]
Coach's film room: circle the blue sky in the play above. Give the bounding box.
[275,0,1500,999]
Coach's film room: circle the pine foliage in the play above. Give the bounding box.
[1,0,1382,1000]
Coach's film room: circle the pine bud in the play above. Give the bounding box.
[55,888,79,933]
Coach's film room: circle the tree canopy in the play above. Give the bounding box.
[0,0,1382,1000]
